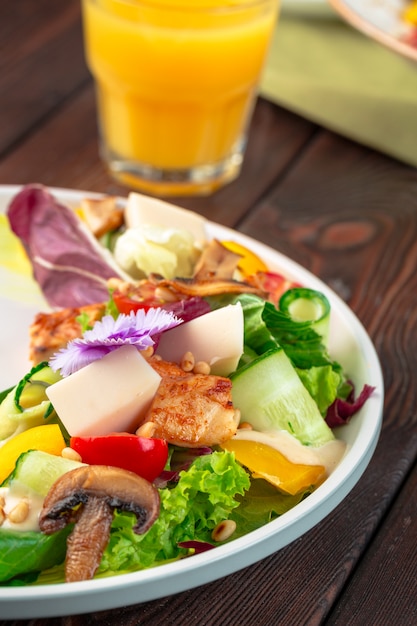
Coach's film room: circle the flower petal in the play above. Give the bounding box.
[49,308,182,376]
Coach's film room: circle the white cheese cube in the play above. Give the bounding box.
[156,303,244,377]
[125,192,207,244]
[46,345,161,437]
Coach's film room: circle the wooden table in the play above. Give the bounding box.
[1,2,417,624]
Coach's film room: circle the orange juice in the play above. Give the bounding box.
[82,0,279,194]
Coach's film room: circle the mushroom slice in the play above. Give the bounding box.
[39,465,160,582]
[193,239,242,280]
[152,275,267,298]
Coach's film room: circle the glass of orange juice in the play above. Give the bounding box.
[81,0,280,196]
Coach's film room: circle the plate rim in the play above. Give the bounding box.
[328,0,417,62]
[0,184,384,619]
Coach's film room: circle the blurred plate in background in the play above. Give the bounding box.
[329,0,417,61]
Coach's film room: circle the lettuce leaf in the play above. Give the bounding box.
[296,365,341,416]
[230,479,309,537]
[99,450,250,574]
[0,526,71,584]
[7,184,124,308]
[210,294,346,416]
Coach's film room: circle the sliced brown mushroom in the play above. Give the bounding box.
[39,465,160,582]
[193,239,242,280]
[151,275,267,298]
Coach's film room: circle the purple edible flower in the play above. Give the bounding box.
[49,308,182,376]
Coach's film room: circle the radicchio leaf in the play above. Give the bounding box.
[177,540,215,554]
[325,383,375,428]
[155,446,212,487]
[7,184,125,308]
[161,296,212,322]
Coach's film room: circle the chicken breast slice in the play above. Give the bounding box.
[146,358,240,447]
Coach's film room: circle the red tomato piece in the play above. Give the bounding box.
[112,284,165,314]
[113,292,165,314]
[247,271,301,305]
[70,433,168,482]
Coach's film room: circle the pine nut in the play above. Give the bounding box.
[107,278,128,292]
[154,286,180,302]
[193,361,211,375]
[211,520,237,543]
[238,421,253,430]
[140,345,154,359]
[181,351,195,372]
[61,447,83,462]
[136,421,156,438]
[8,500,30,524]
[0,495,5,507]
[0,507,5,526]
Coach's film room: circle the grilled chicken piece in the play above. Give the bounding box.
[148,356,189,379]
[80,196,124,239]
[146,356,240,447]
[29,303,105,365]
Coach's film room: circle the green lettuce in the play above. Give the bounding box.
[0,527,71,584]
[209,293,348,415]
[230,479,310,537]
[0,451,249,585]
[99,450,250,574]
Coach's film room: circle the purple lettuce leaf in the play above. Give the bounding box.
[158,296,211,323]
[155,446,212,487]
[325,383,375,428]
[7,184,124,308]
[177,540,215,554]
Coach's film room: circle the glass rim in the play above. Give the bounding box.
[85,0,278,15]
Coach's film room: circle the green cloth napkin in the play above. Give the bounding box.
[260,14,417,167]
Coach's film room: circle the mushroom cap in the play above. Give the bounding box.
[39,464,160,535]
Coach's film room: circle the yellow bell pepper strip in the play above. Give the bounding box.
[0,424,66,483]
[220,438,326,496]
[221,241,268,277]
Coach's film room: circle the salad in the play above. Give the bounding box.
[0,184,374,586]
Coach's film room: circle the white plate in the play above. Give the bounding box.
[281,0,335,17]
[329,0,417,61]
[0,185,384,619]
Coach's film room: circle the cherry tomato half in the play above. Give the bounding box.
[247,271,301,306]
[70,433,168,483]
[112,281,166,314]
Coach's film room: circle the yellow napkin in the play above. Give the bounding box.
[260,14,417,167]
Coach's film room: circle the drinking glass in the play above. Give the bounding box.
[81,0,279,196]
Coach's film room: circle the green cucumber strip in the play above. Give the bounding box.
[231,348,334,447]
[1,450,84,496]
[279,288,331,342]
[14,362,61,414]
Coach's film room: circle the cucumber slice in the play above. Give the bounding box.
[2,450,84,497]
[231,348,334,447]
[0,363,62,445]
[279,288,330,343]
